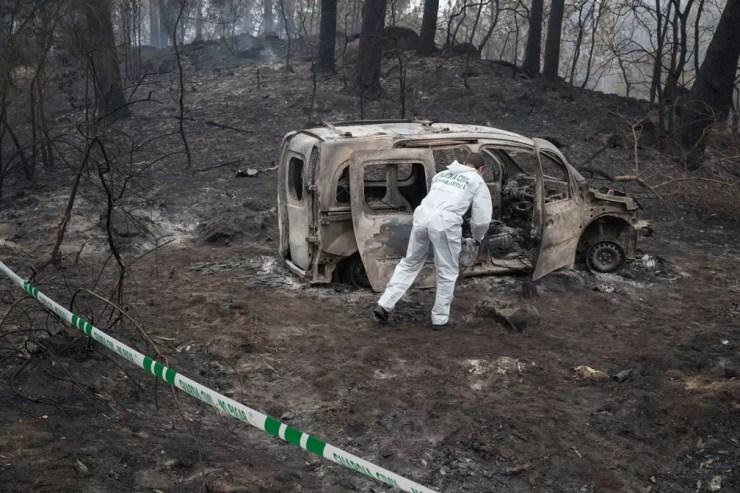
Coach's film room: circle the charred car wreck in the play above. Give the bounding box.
[277,120,650,291]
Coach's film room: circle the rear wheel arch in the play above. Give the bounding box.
[578,215,634,273]
[579,215,632,247]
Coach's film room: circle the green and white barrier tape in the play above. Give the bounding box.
[0,261,437,493]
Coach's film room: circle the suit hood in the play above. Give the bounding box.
[447,161,476,174]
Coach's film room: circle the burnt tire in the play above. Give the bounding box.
[340,254,371,289]
[586,241,625,273]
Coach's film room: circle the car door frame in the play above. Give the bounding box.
[282,135,319,275]
[531,138,584,280]
[476,146,506,216]
[348,148,435,292]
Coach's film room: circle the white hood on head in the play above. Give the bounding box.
[447,160,476,173]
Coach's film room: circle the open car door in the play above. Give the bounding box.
[531,138,584,280]
[349,148,436,292]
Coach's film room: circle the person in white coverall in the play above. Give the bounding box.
[373,153,493,329]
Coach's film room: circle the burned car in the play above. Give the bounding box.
[277,120,650,291]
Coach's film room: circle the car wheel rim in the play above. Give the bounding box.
[587,241,625,273]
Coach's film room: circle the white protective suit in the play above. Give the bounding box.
[377,160,493,325]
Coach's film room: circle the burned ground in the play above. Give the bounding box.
[0,42,738,492]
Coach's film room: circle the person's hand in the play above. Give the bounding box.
[460,238,480,268]
[462,238,478,249]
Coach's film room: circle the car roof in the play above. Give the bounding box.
[302,120,534,146]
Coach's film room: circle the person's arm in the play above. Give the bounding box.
[470,181,493,243]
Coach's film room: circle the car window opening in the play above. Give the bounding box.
[495,149,570,204]
[480,149,504,183]
[399,163,427,209]
[364,162,426,212]
[336,167,350,204]
[288,157,304,201]
[432,147,470,173]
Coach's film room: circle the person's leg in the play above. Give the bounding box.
[377,223,430,311]
[429,224,462,326]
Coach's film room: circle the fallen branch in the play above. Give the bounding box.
[129,238,177,266]
[614,174,665,200]
[194,158,243,173]
[205,120,253,135]
[50,140,93,266]
[127,72,152,101]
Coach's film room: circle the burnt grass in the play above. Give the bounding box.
[0,40,739,492]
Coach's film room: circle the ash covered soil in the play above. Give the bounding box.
[0,41,739,492]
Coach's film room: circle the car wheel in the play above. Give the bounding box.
[586,241,625,273]
[341,254,371,289]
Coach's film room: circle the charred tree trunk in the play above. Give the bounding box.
[0,122,5,200]
[278,0,293,70]
[85,0,127,116]
[149,0,160,46]
[579,0,604,89]
[263,0,274,33]
[356,0,387,97]
[418,0,439,55]
[286,0,296,37]
[469,1,484,46]
[512,11,521,65]
[694,0,706,76]
[351,0,361,35]
[478,0,500,53]
[543,0,565,80]
[157,0,171,47]
[173,0,191,167]
[650,0,671,104]
[522,0,544,75]
[318,0,337,71]
[568,0,587,85]
[679,0,740,149]
[177,1,188,45]
[148,0,171,47]
[664,0,695,106]
[194,0,204,41]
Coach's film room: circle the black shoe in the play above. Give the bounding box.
[431,322,449,331]
[373,305,389,324]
